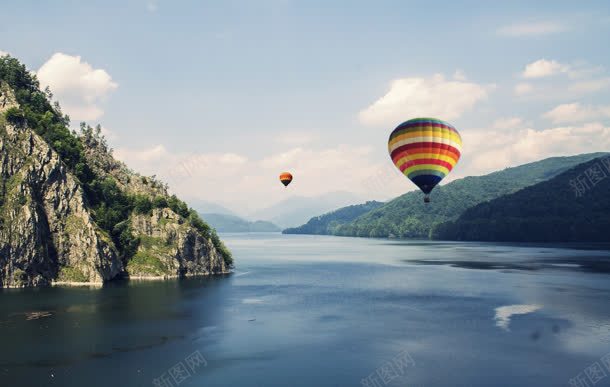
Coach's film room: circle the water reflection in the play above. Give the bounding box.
[1,234,610,386]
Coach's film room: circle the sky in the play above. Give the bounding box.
[2,0,610,214]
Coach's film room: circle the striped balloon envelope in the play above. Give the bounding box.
[388,118,462,202]
[279,172,293,187]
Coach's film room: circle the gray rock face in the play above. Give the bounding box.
[129,208,228,277]
[0,82,230,287]
[0,120,123,287]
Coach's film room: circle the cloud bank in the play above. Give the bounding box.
[462,122,610,176]
[522,59,569,78]
[543,103,610,124]
[359,73,490,126]
[37,53,118,121]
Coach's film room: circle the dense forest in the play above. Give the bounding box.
[290,153,607,239]
[432,156,610,242]
[283,201,383,234]
[0,55,232,267]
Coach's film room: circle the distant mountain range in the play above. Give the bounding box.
[284,153,608,241]
[432,156,610,242]
[201,213,281,233]
[248,191,366,228]
[187,198,237,216]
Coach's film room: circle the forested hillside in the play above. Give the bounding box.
[283,201,383,235]
[432,156,610,242]
[300,153,608,238]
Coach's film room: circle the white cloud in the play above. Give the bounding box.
[522,60,606,82]
[113,119,610,213]
[0,50,8,57]
[514,82,534,96]
[494,304,542,331]
[114,143,408,212]
[462,122,610,175]
[36,53,118,121]
[516,60,610,98]
[492,117,524,130]
[543,103,610,124]
[498,21,566,37]
[115,145,246,175]
[566,62,605,80]
[359,73,490,126]
[569,77,610,93]
[522,59,569,78]
[260,146,376,183]
[115,144,169,163]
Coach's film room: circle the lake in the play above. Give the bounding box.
[2,233,610,387]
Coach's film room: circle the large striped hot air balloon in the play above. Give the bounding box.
[279,172,293,187]
[388,118,462,203]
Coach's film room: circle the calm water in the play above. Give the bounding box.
[2,234,610,387]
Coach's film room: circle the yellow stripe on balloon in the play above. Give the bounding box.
[394,153,459,168]
[403,164,450,175]
[388,129,462,147]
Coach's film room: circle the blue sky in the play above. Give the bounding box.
[2,0,610,213]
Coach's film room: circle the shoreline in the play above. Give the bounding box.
[2,270,233,289]
[54,270,233,286]
[127,270,232,281]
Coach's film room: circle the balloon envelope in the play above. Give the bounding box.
[279,172,293,187]
[388,118,462,195]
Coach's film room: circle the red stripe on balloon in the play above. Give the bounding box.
[390,143,461,161]
[398,158,454,172]
[391,149,460,165]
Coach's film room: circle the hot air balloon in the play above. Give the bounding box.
[279,172,293,187]
[388,118,462,203]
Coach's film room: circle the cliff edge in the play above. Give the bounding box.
[0,55,232,288]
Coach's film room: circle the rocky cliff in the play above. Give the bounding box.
[0,56,231,288]
[0,83,123,286]
[129,208,227,277]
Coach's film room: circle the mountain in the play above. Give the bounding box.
[0,55,231,288]
[431,156,610,242]
[283,201,384,235]
[201,213,281,232]
[249,191,366,228]
[315,153,608,239]
[187,198,237,216]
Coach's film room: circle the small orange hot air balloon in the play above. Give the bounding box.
[279,172,293,187]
